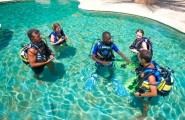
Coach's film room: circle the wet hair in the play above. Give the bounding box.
[102,31,111,37]
[52,23,60,31]
[139,50,152,63]
[27,29,39,40]
[136,29,144,36]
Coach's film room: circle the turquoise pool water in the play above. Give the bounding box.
[0,0,185,120]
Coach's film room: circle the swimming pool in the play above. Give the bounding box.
[0,0,185,119]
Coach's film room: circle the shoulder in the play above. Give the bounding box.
[93,42,101,51]
[111,42,118,48]
[143,70,156,81]
[141,41,147,46]
[142,37,151,42]
[142,38,147,43]
[28,48,37,55]
[50,31,56,35]
[143,67,156,76]
[148,75,156,83]
[94,42,100,48]
[97,41,103,46]
[111,42,116,46]
[151,61,160,69]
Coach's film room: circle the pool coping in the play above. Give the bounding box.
[0,0,185,33]
[78,0,185,34]
[0,0,14,2]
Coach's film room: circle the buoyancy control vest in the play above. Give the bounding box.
[49,29,66,44]
[96,41,115,61]
[130,37,152,53]
[135,61,174,97]
[20,41,51,64]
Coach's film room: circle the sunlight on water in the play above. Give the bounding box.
[0,0,185,120]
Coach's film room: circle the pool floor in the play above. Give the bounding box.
[0,0,185,120]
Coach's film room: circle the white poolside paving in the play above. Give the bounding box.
[0,0,14,2]
[0,0,185,33]
[78,0,185,33]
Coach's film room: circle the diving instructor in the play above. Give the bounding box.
[92,31,130,75]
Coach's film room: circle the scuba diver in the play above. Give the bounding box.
[49,23,68,56]
[92,31,130,76]
[129,29,152,54]
[134,50,174,119]
[26,29,55,85]
[85,31,130,96]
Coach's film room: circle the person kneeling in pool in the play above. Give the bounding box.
[49,23,68,56]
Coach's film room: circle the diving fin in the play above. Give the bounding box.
[85,73,98,91]
[111,77,128,96]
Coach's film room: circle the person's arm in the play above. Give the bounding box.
[134,75,157,97]
[141,42,148,50]
[117,51,130,65]
[28,48,54,67]
[92,54,110,66]
[64,34,68,40]
[50,34,57,45]
[113,44,130,64]
[129,40,138,53]
[50,34,64,45]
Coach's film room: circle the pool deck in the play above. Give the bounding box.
[0,0,14,2]
[78,0,185,33]
[0,0,185,33]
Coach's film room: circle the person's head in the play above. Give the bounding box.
[52,23,61,33]
[27,29,42,43]
[138,50,152,65]
[102,31,111,45]
[136,29,144,40]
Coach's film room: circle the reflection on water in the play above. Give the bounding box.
[0,0,185,120]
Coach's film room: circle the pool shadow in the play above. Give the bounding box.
[0,28,13,51]
[41,62,66,82]
[59,45,77,58]
[98,66,111,78]
[104,0,185,12]
[129,94,160,112]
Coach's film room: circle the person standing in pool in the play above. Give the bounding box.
[129,29,152,54]
[92,31,130,75]
[49,23,68,56]
[27,29,55,85]
[85,31,130,96]
[134,50,158,119]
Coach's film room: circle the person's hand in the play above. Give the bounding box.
[50,54,54,58]
[50,52,54,56]
[134,92,140,97]
[47,55,54,63]
[130,49,138,53]
[64,35,68,40]
[126,61,130,65]
[59,38,64,42]
[50,42,56,46]
[101,61,110,66]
